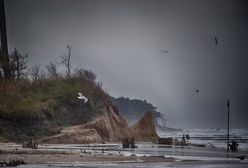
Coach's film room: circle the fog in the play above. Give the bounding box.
[5,0,248,128]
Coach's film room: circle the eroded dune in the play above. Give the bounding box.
[42,109,158,143]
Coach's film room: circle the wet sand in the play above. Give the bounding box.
[1,143,248,167]
[0,153,175,164]
[0,143,174,164]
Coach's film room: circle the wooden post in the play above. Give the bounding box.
[227,99,230,152]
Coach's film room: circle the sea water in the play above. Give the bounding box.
[157,128,248,150]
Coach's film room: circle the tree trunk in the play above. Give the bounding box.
[0,0,11,79]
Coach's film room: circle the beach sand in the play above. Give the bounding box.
[0,143,174,164]
[1,143,247,167]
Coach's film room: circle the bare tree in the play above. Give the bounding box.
[39,69,47,81]
[45,62,58,79]
[10,48,28,80]
[83,69,96,83]
[74,67,96,84]
[61,45,72,78]
[29,65,41,81]
[73,67,84,78]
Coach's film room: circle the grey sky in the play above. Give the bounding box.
[5,0,248,128]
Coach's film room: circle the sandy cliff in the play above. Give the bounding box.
[42,105,129,143]
[42,110,157,144]
[130,112,159,141]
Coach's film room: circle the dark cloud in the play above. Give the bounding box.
[5,0,248,128]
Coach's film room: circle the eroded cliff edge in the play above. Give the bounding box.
[42,110,158,144]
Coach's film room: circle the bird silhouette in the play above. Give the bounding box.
[161,50,168,54]
[196,89,200,93]
[236,155,245,160]
[214,36,218,46]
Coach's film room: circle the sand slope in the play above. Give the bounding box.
[130,112,159,141]
[42,110,158,143]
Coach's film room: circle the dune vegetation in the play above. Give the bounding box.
[0,47,112,142]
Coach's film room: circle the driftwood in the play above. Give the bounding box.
[121,138,136,148]
[158,138,180,145]
[23,139,38,149]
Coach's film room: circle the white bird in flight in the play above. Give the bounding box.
[77,92,88,103]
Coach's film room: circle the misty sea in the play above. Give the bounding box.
[157,128,248,150]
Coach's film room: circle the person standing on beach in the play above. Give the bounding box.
[181,135,186,146]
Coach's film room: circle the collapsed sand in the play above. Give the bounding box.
[42,107,158,144]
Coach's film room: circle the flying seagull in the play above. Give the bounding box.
[214,36,218,46]
[161,50,169,54]
[77,92,88,103]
